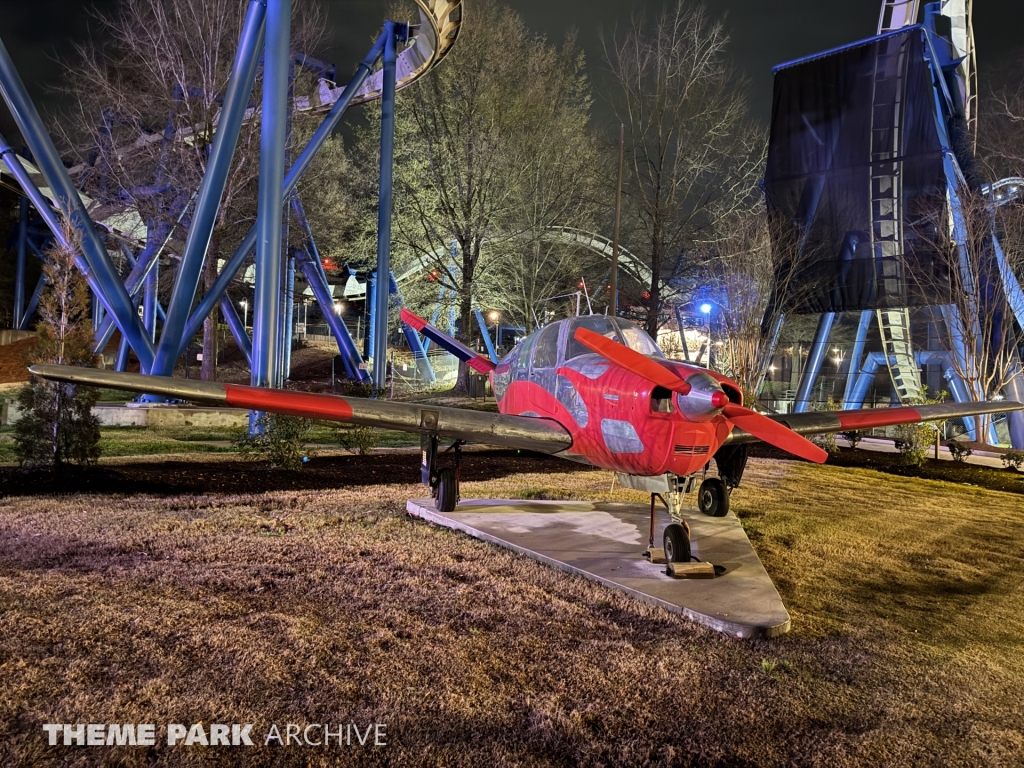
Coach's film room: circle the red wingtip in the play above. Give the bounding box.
[400,308,427,331]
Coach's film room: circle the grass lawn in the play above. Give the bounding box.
[0,423,418,464]
[0,456,1022,766]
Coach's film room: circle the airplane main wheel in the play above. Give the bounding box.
[435,468,458,513]
[698,478,729,517]
[663,523,691,563]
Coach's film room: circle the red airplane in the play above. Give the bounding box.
[31,309,1021,564]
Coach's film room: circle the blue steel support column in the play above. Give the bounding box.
[143,257,159,341]
[251,0,291,393]
[115,333,131,372]
[842,310,874,407]
[295,250,368,381]
[153,0,266,376]
[794,311,836,413]
[93,210,182,353]
[20,272,45,330]
[0,40,155,370]
[220,297,253,368]
[179,32,388,355]
[474,309,498,363]
[14,187,27,327]
[365,271,377,361]
[372,22,404,391]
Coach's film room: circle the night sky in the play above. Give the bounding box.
[0,0,1020,133]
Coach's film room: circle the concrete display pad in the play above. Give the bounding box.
[407,498,791,639]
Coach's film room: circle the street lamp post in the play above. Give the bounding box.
[488,310,500,352]
[700,302,712,367]
[241,299,248,330]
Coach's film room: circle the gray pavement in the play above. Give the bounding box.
[407,497,791,639]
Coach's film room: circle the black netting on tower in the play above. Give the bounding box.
[764,28,952,314]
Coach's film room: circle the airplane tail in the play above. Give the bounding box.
[400,308,496,373]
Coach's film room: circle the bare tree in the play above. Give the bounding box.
[376,0,597,389]
[697,209,808,402]
[913,190,1024,443]
[604,0,763,338]
[56,0,325,380]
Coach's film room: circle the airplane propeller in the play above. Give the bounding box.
[574,327,827,464]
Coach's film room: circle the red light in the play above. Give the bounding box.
[710,391,728,409]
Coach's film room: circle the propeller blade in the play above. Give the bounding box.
[722,403,828,463]
[574,327,691,395]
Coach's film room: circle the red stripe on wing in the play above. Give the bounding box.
[836,407,923,431]
[223,384,355,421]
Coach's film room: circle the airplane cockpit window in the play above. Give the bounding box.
[564,316,622,360]
[514,330,539,378]
[532,324,560,369]
[615,320,664,358]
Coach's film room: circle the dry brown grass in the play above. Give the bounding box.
[1,458,1023,766]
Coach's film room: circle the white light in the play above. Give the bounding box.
[700,303,712,314]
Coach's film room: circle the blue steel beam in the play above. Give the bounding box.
[93,202,188,353]
[179,31,388,355]
[143,257,159,341]
[251,0,291,390]
[220,296,252,368]
[20,271,45,330]
[14,187,27,326]
[474,309,498,363]
[289,196,369,381]
[365,271,377,361]
[794,311,836,413]
[372,22,404,391]
[0,39,155,369]
[153,0,266,376]
[295,249,368,381]
[391,275,434,383]
[841,310,874,407]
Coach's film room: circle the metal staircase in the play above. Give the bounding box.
[871,1,925,402]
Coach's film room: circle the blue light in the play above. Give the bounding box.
[700,303,712,314]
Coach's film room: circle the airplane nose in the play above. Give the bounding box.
[675,372,728,423]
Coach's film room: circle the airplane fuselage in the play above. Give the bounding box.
[489,316,742,476]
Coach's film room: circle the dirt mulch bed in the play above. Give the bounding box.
[0,449,588,498]
[750,443,1024,495]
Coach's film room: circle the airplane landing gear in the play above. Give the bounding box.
[422,435,462,513]
[697,477,729,517]
[663,521,691,563]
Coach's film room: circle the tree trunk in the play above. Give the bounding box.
[201,248,218,382]
[450,288,474,395]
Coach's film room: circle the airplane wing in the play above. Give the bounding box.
[722,401,1022,445]
[27,365,572,454]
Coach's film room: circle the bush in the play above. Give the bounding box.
[1002,450,1024,471]
[841,430,864,450]
[809,397,839,454]
[338,424,377,455]
[947,440,973,463]
[14,381,101,467]
[893,422,934,466]
[236,413,315,470]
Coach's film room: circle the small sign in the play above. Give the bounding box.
[295,323,306,334]
[196,353,203,361]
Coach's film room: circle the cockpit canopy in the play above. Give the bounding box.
[503,315,663,375]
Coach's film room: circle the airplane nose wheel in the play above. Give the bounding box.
[663,522,691,563]
[697,477,729,517]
